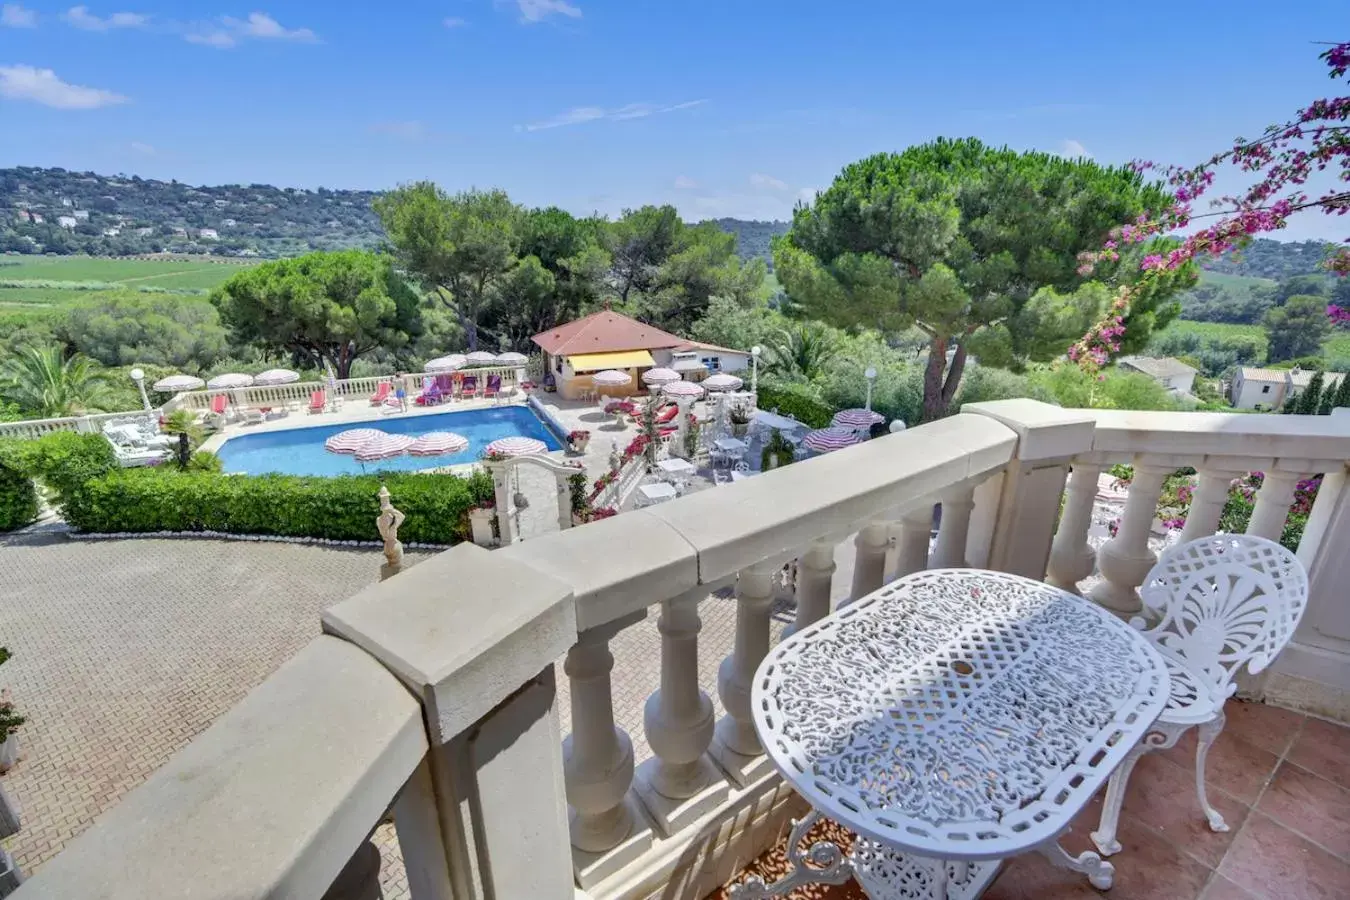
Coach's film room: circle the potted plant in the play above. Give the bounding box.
[729,406,752,438]
[568,429,591,454]
[568,472,590,526]
[0,648,24,774]
[761,429,795,471]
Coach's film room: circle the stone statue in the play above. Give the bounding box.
[376,485,405,579]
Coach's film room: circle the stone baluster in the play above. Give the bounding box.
[893,507,933,579]
[562,622,652,883]
[930,485,976,568]
[1179,468,1240,544]
[490,464,514,545]
[1089,463,1170,615]
[787,541,836,637]
[711,562,777,785]
[1247,470,1302,541]
[636,595,728,834]
[1046,463,1102,592]
[555,472,573,531]
[850,522,891,601]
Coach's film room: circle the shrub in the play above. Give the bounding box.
[0,460,37,531]
[756,383,835,428]
[0,431,117,519]
[63,468,495,544]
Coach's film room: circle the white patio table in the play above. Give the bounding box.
[637,482,678,506]
[732,569,1169,900]
[656,457,697,479]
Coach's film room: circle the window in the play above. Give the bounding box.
[1262,385,1271,394]
[702,356,721,371]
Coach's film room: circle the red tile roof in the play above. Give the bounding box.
[531,309,689,357]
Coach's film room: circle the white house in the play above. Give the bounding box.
[135,227,154,236]
[1230,366,1347,410]
[57,216,77,230]
[1117,356,1198,396]
[73,210,90,221]
[197,228,219,240]
[103,227,121,237]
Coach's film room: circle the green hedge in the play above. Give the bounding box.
[755,383,836,429]
[0,432,118,532]
[0,461,37,532]
[64,468,495,544]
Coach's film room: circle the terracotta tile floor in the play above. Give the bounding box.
[708,701,1350,900]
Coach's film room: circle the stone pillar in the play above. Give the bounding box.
[787,541,836,637]
[674,399,691,459]
[562,620,653,886]
[635,595,728,835]
[1089,463,1170,615]
[1180,468,1239,544]
[468,507,495,547]
[1247,470,1302,542]
[319,841,383,900]
[1046,463,1102,593]
[849,522,890,602]
[491,464,514,545]
[930,485,976,568]
[711,562,776,785]
[893,507,933,579]
[555,472,572,531]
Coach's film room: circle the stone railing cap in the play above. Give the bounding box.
[963,399,1097,462]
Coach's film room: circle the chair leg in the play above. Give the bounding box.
[1196,713,1229,833]
[1090,740,1152,857]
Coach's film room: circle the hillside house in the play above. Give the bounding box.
[57,215,77,230]
[73,209,89,221]
[103,227,120,237]
[1231,366,1347,410]
[531,307,751,400]
[136,227,154,236]
[197,228,218,240]
[1117,356,1197,396]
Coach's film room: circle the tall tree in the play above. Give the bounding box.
[211,250,421,379]
[0,344,114,417]
[1332,372,1350,411]
[1265,295,1331,363]
[374,183,521,350]
[763,323,839,382]
[774,138,1186,421]
[61,292,230,370]
[1296,370,1326,414]
[1273,274,1329,304]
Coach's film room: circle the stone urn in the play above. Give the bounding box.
[468,507,496,547]
[569,432,591,454]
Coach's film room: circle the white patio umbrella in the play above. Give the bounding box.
[465,351,498,366]
[495,352,529,366]
[408,432,469,456]
[591,369,633,389]
[207,373,254,390]
[152,374,205,392]
[252,368,301,386]
[425,355,466,373]
[324,428,386,454]
[662,380,705,400]
[702,373,744,392]
[354,433,415,462]
[485,436,548,457]
[641,367,680,386]
[803,426,862,453]
[832,408,885,429]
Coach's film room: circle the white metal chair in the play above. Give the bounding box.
[1091,534,1309,856]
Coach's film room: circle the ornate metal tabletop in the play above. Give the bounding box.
[741,569,1169,898]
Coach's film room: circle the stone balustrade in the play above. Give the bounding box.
[12,400,1350,900]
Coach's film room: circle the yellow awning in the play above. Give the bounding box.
[568,350,656,372]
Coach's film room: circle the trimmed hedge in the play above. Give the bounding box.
[63,468,496,544]
[755,383,836,429]
[0,460,37,532]
[0,432,119,532]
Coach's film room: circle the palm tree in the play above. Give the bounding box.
[160,408,204,469]
[0,344,114,418]
[763,323,838,382]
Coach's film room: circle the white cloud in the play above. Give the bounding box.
[1,4,37,27]
[443,16,468,27]
[0,64,128,109]
[513,0,581,23]
[185,12,317,47]
[520,98,706,132]
[673,175,698,190]
[749,172,789,192]
[369,120,428,140]
[62,6,148,30]
[1060,139,1092,159]
[796,187,818,204]
[129,140,154,154]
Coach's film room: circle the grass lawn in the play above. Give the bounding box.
[1160,319,1350,363]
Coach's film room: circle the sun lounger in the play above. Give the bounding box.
[241,409,264,426]
[484,374,502,403]
[308,389,326,414]
[460,375,479,399]
[369,382,391,406]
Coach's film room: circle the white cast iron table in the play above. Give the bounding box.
[733,569,1169,900]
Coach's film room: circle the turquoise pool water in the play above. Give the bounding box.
[216,406,564,476]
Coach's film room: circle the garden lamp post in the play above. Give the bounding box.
[129,367,153,423]
[864,366,877,412]
[751,345,762,394]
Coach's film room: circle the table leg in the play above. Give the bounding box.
[1035,839,1115,890]
[727,810,852,898]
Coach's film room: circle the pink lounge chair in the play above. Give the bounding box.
[210,394,229,417]
[369,382,391,406]
[484,374,502,402]
[460,375,479,399]
[307,389,326,414]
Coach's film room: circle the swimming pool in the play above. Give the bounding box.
[215,406,565,476]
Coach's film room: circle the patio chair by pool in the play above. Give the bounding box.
[241,408,264,426]
[460,375,479,399]
[369,382,391,406]
[656,404,679,425]
[209,394,230,424]
[416,378,442,406]
[307,389,326,414]
[484,374,503,403]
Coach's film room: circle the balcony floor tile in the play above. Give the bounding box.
[1285,715,1350,789]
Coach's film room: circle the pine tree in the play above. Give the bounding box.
[1331,373,1350,411]
[1296,371,1325,414]
[1319,382,1338,415]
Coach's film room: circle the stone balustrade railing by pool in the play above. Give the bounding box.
[12,400,1350,900]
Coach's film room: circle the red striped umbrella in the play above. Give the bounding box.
[324,428,386,454]
[832,408,885,428]
[408,431,469,456]
[641,367,680,385]
[354,433,415,462]
[703,373,744,391]
[803,426,862,453]
[485,436,548,457]
[662,380,705,399]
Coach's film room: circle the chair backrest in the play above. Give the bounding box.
[1137,534,1309,700]
[211,395,228,414]
[487,375,502,391]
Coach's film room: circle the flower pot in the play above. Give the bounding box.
[732,422,749,438]
[0,734,17,773]
[570,436,590,454]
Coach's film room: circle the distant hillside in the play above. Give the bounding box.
[1,166,383,258]
[1199,238,1338,280]
[713,218,788,266]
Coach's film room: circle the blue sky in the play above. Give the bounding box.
[0,1,1344,238]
